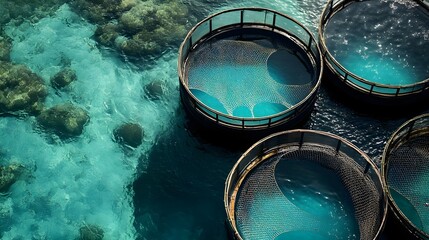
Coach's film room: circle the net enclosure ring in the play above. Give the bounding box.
[382,113,429,239]
[178,8,323,135]
[318,0,429,107]
[225,129,388,240]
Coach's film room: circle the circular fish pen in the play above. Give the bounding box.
[382,113,429,239]
[224,130,387,240]
[319,0,429,107]
[178,8,322,135]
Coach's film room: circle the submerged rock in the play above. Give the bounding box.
[0,164,23,192]
[71,0,136,24]
[118,0,188,56]
[113,122,143,148]
[37,103,89,138]
[79,224,104,240]
[143,80,164,100]
[0,36,12,61]
[95,23,119,46]
[51,67,77,89]
[71,0,189,57]
[0,61,47,115]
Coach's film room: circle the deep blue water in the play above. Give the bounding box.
[0,0,428,239]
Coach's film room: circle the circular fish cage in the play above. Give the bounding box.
[382,113,429,239]
[318,0,429,107]
[178,8,322,136]
[224,129,387,240]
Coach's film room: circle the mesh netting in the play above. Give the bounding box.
[386,134,429,235]
[235,145,383,240]
[185,36,315,117]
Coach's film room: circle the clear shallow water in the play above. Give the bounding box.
[0,0,427,239]
[324,0,429,85]
[1,3,178,239]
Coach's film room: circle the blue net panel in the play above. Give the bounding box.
[387,135,429,235]
[185,30,315,118]
[234,145,383,240]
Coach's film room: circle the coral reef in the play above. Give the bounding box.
[71,0,189,57]
[0,164,23,192]
[36,103,90,138]
[0,61,47,115]
[79,224,104,240]
[113,122,144,148]
[51,67,77,89]
[0,0,67,26]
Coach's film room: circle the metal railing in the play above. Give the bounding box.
[178,8,323,130]
[383,113,429,158]
[224,129,387,240]
[319,0,429,97]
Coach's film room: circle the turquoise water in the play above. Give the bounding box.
[324,0,429,86]
[389,188,424,230]
[275,231,331,240]
[191,87,290,117]
[0,3,178,239]
[0,0,427,239]
[235,157,359,240]
[276,159,358,230]
[190,89,229,115]
[340,53,415,85]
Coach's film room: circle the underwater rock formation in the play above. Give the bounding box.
[37,103,89,138]
[51,67,77,89]
[95,23,119,47]
[143,80,164,100]
[79,224,104,240]
[71,0,189,57]
[0,36,12,61]
[0,164,23,192]
[113,122,144,148]
[70,0,135,24]
[0,0,67,26]
[0,61,47,115]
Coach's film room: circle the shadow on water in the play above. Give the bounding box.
[133,108,241,240]
[321,72,429,120]
[133,82,429,240]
